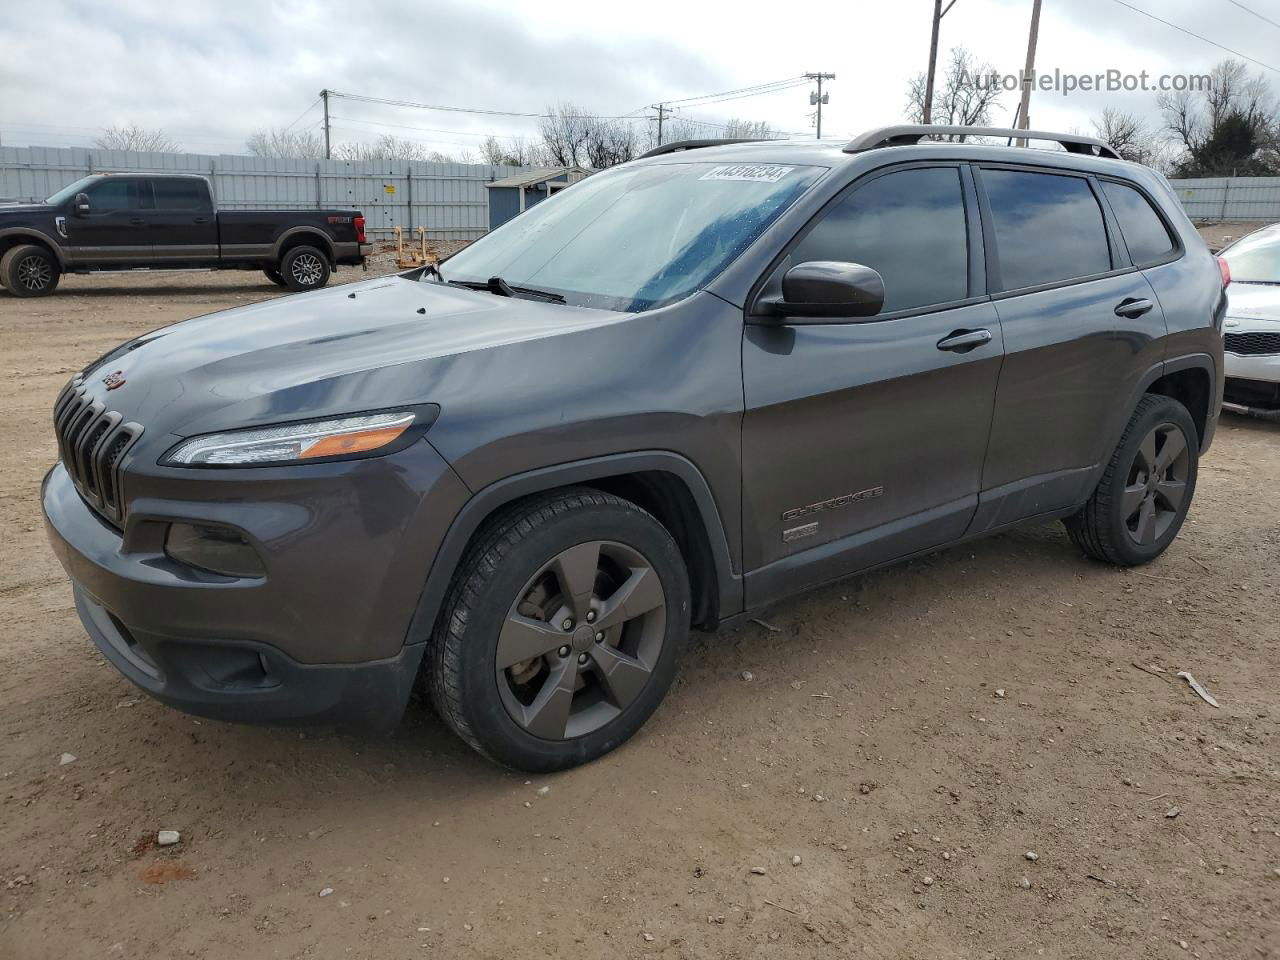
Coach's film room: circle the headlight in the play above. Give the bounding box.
[163,410,425,467]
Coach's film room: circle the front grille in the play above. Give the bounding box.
[53,377,143,525]
[1224,331,1280,356]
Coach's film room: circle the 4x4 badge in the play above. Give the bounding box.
[101,371,127,390]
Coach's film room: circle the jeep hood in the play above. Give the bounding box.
[79,275,625,436]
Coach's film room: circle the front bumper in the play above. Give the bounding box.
[1224,350,1280,415]
[41,438,471,730]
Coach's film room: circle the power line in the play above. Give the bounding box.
[1223,0,1280,31]
[661,76,808,106]
[281,97,321,134]
[1110,0,1280,73]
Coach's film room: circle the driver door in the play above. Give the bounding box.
[741,163,1004,607]
[64,177,151,266]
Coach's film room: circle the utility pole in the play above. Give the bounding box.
[805,72,835,139]
[320,88,331,159]
[922,0,959,125]
[651,103,668,146]
[1015,0,1042,146]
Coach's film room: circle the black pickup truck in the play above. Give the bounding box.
[0,173,370,297]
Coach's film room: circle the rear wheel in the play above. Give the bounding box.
[1065,394,1199,566]
[279,245,330,292]
[1,244,60,297]
[428,489,690,771]
[263,266,288,288]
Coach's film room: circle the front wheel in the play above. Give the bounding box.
[263,266,288,288]
[279,245,331,292]
[1065,394,1199,566]
[428,489,690,771]
[1,244,61,297]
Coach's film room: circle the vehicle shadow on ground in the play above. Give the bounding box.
[14,282,286,299]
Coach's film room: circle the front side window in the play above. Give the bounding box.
[1102,180,1176,265]
[790,166,970,313]
[437,161,824,312]
[85,178,142,213]
[983,169,1111,290]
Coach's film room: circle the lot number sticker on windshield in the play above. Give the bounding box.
[699,164,794,184]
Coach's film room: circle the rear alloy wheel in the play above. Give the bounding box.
[1065,394,1199,566]
[429,489,689,771]
[279,245,331,292]
[1,244,60,298]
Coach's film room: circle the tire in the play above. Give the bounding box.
[1064,393,1199,566]
[263,266,288,288]
[279,245,330,292]
[1,244,60,297]
[428,488,690,772]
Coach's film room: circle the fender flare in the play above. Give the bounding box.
[403,451,743,646]
[0,227,67,267]
[271,226,335,263]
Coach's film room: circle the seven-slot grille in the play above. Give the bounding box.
[53,377,143,526]
[1224,331,1280,356]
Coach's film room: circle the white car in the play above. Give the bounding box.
[1218,223,1280,417]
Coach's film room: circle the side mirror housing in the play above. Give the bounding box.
[759,261,885,321]
[74,193,91,216]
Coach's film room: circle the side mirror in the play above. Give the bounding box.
[74,193,91,216]
[759,261,885,321]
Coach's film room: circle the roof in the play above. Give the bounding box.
[486,166,588,189]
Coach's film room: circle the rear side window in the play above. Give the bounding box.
[982,170,1111,290]
[790,166,969,313]
[152,179,207,210]
[1101,180,1176,265]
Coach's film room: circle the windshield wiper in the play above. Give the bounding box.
[447,276,565,304]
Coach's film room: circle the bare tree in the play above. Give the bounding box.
[480,135,547,167]
[722,118,778,140]
[95,123,179,152]
[583,117,638,168]
[905,47,1003,138]
[246,127,325,159]
[538,102,593,166]
[1157,58,1279,175]
[333,135,455,163]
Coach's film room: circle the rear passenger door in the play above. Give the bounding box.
[741,163,1004,605]
[147,178,218,264]
[974,165,1168,526]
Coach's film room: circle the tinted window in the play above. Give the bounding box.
[791,167,969,313]
[1102,180,1175,265]
[983,170,1110,290]
[85,178,140,212]
[152,179,208,210]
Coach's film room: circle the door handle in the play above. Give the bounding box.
[128,217,147,226]
[936,328,993,353]
[193,217,210,224]
[1115,297,1154,319]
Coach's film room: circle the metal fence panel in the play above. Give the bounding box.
[1168,176,1280,222]
[0,145,531,242]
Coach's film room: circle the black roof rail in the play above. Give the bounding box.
[638,138,769,159]
[844,125,1121,160]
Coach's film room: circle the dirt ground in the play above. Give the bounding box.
[1,267,1277,960]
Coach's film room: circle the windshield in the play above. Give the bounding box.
[1222,228,1280,283]
[436,161,824,311]
[44,176,101,205]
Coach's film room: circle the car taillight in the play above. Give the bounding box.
[354,215,366,244]
[1217,256,1231,288]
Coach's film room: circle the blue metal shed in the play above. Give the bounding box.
[486,166,589,230]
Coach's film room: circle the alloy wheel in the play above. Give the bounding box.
[1122,422,1190,546]
[496,540,667,740]
[290,252,324,286]
[17,254,52,292]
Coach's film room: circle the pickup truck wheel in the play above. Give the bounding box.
[1064,394,1199,566]
[428,488,690,772]
[1,244,60,298]
[263,266,288,288]
[280,245,330,292]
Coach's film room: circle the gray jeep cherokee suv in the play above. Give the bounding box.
[42,126,1226,771]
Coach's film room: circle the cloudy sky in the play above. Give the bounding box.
[1,0,1277,157]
